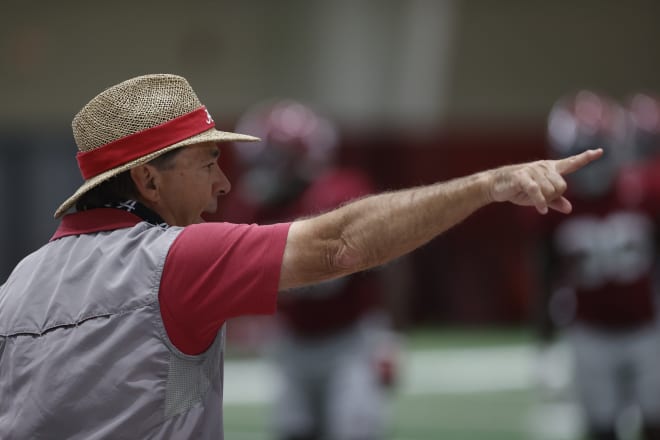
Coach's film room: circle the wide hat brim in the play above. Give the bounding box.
[54,128,259,218]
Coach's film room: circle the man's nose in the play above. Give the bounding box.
[217,167,231,195]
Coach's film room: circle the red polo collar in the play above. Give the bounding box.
[51,209,143,241]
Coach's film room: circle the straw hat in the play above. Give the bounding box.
[54,73,259,218]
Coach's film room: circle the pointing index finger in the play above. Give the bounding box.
[554,148,604,175]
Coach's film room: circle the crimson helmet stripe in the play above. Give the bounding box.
[76,106,215,180]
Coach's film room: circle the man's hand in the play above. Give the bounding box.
[487,148,603,214]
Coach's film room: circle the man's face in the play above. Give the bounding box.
[155,142,230,226]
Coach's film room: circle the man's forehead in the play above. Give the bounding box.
[186,142,220,158]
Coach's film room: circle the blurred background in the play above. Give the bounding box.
[1,1,659,439]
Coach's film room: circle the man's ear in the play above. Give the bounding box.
[130,165,160,203]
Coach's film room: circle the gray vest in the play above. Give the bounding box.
[0,222,226,439]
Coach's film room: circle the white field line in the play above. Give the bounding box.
[224,345,537,405]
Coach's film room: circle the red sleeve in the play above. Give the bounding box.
[159,222,291,355]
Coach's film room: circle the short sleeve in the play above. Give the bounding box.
[159,222,291,354]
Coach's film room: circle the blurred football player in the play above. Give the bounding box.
[222,100,400,440]
[532,90,660,440]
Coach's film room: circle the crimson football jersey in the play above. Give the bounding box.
[532,161,660,330]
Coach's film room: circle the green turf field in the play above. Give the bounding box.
[224,390,537,440]
[222,326,588,440]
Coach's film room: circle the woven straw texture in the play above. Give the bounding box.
[54,74,258,218]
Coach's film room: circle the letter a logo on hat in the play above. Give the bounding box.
[205,108,214,125]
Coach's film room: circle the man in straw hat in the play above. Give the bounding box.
[0,73,601,439]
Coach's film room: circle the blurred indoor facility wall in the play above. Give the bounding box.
[1,0,659,322]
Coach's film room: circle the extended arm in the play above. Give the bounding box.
[279,149,602,290]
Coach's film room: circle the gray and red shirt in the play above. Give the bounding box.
[0,208,290,439]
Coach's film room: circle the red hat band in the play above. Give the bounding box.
[76,106,215,180]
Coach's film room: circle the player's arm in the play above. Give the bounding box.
[278,149,602,290]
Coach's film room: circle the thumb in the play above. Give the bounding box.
[548,196,572,214]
